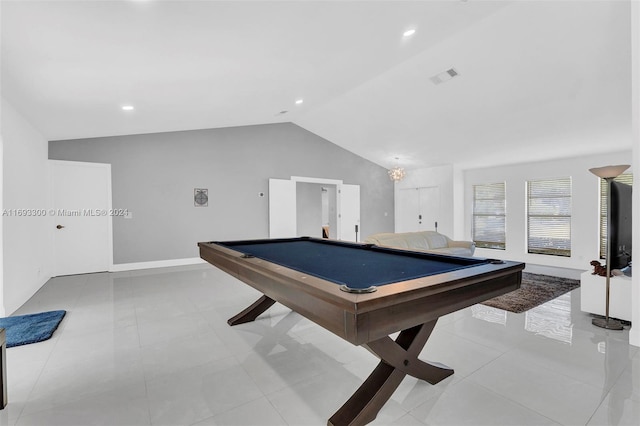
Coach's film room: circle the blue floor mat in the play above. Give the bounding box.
[0,310,66,348]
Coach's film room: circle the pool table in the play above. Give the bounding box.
[198,237,524,426]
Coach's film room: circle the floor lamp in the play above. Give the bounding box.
[589,164,630,330]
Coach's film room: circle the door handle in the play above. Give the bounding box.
[56,225,65,229]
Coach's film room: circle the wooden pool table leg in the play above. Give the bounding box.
[328,320,452,426]
[227,295,276,326]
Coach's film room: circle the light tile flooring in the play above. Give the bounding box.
[2,264,639,426]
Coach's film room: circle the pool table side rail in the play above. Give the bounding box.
[198,241,524,345]
[356,269,522,343]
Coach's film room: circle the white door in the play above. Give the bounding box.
[397,188,421,233]
[397,186,440,232]
[338,184,361,242]
[269,178,296,238]
[51,160,112,276]
[418,186,440,231]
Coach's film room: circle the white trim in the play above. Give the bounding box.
[291,176,343,185]
[523,264,583,280]
[105,164,114,271]
[110,257,206,272]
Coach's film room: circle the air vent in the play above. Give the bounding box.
[430,67,459,85]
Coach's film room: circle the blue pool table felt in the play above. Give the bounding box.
[222,240,489,290]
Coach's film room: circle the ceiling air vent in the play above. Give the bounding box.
[430,68,459,85]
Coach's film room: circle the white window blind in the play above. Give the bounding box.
[527,177,572,257]
[600,173,633,258]
[472,182,506,250]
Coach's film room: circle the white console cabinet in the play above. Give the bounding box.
[580,271,632,321]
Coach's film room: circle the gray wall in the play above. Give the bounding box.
[49,123,394,264]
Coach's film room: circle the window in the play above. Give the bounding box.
[527,177,572,257]
[472,182,506,250]
[600,173,633,258]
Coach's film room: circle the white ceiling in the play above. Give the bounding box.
[1,0,633,170]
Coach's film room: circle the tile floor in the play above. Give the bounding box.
[1,264,638,426]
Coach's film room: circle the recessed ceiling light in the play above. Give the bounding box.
[121,105,134,111]
[295,99,304,105]
[403,29,416,38]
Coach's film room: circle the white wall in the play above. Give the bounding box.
[0,104,3,316]
[464,151,632,276]
[1,98,52,315]
[630,0,639,348]
[394,165,454,237]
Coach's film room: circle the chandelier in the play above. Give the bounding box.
[388,166,406,182]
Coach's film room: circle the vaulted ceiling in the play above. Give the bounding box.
[1,0,633,170]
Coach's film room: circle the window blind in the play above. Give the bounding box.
[472,182,506,250]
[599,173,633,258]
[527,177,571,257]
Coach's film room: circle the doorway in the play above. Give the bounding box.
[296,183,337,238]
[268,176,360,241]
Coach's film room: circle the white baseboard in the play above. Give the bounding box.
[523,264,584,280]
[110,257,206,272]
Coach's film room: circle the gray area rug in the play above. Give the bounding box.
[481,272,580,313]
